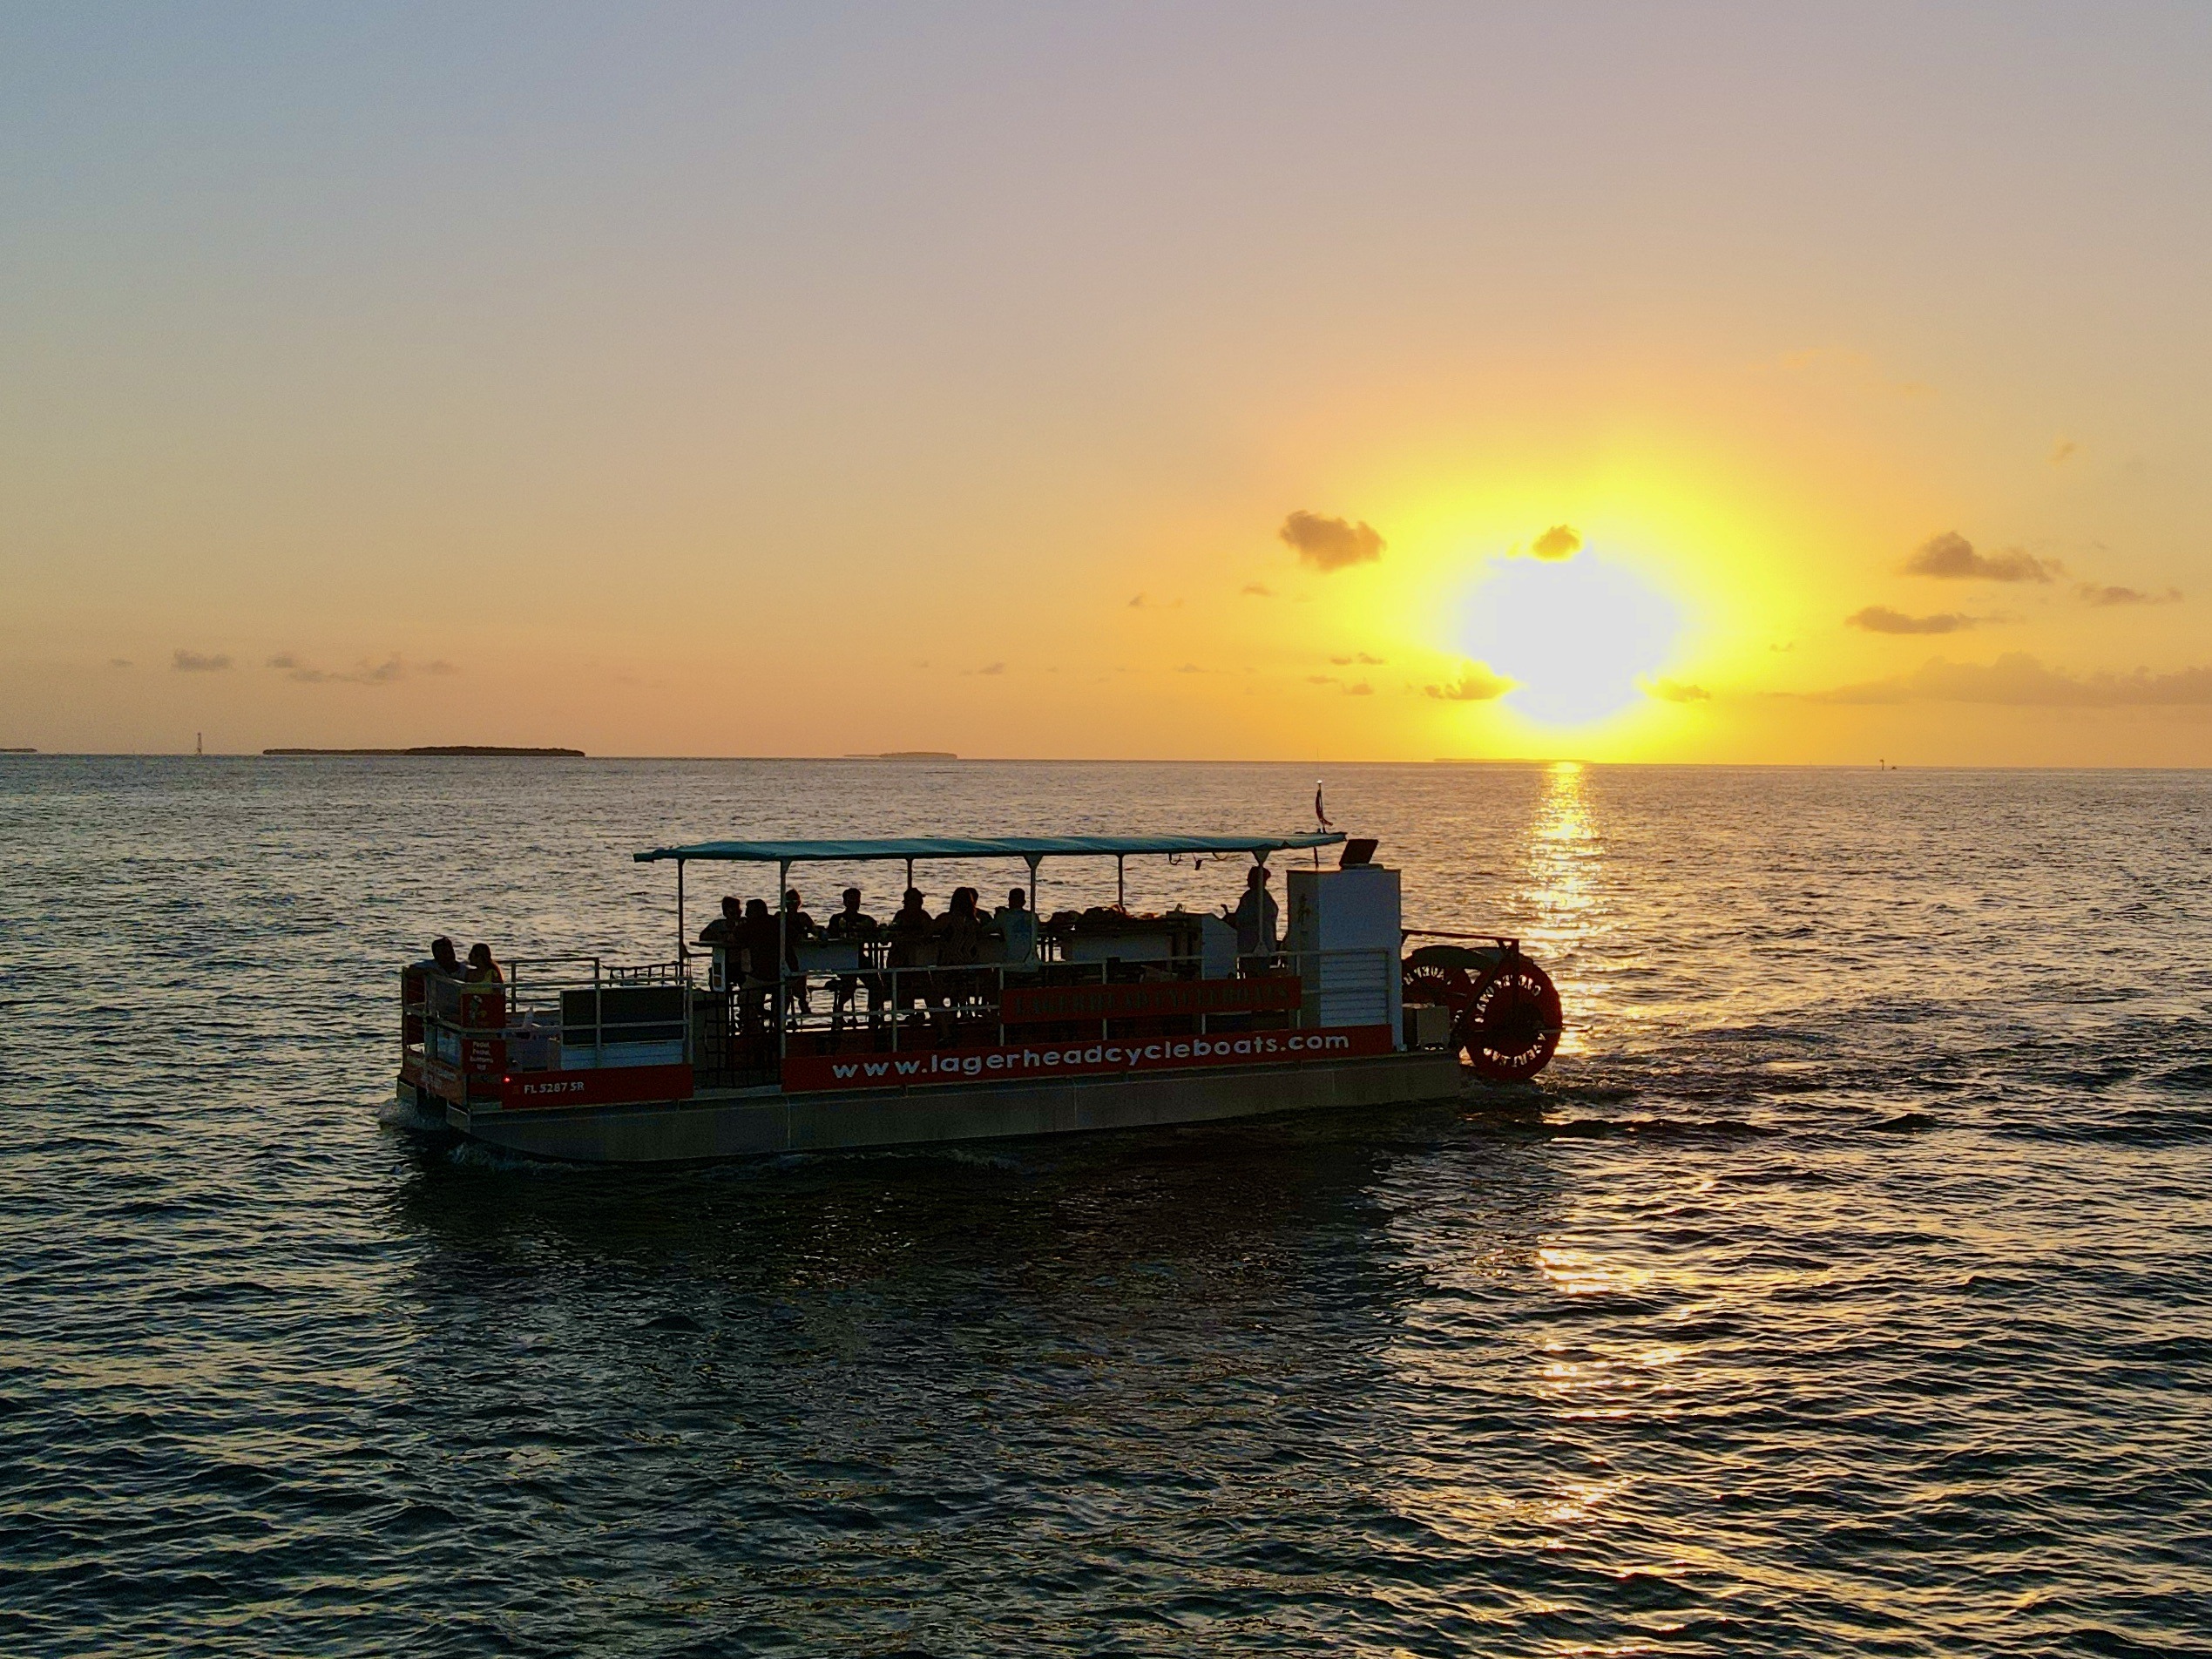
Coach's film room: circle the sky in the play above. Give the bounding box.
[3,2,2209,762]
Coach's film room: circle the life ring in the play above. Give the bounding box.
[1403,944,1562,1081]
[1460,954,1561,1081]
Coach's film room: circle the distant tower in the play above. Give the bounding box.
[195,731,204,758]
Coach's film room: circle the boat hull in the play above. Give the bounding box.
[408,1048,1465,1164]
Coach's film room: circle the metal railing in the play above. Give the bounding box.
[404,940,1403,1099]
[404,956,692,1104]
[683,942,1401,1088]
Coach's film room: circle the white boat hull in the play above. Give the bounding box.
[405,1047,1465,1164]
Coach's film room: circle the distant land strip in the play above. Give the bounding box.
[0,747,37,754]
[263,745,585,757]
[842,750,958,761]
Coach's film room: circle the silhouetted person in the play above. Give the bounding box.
[463,942,503,984]
[935,886,990,1018]
[1225,865,1278,963]
[697,896,742,989]
[826,887,877,944]
[430,937,462,978]
[825,887,882,1030]
[995,887,1038,971]
[781,889,815,1014]
[737,898,781,1049]
[888,887,938,1020]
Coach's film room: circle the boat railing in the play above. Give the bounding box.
[403,956,693,1101]
[678,942,1401,1089]
[405,943,1401,1098]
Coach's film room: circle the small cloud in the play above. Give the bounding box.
[424,660,458,675]
[1127,593,1183,610]
[1306,674,1339,686]
[2050,438,2077,466]
[2077,584,2181,607]
[1329,653,1385,666]
[1803,653,2212,707]
[1343,681,1373,696]
[172,649,232,672]
[1904,532,2057,584]
[1279,510,1383,572]
[1530,524,1581,561]
[1241,583,1275,598]
[108,658,132,668]
[1175,663,1204,674]
[1848,605,1979,636]
[1646,678,1711,702]
[268,653,447,686]
[1425,662,1514,702]
[966,661,1006,676]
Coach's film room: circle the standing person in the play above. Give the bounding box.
[781,889,816,1015]
[1224,865,1279,965]
[736,898,782,1054]
[696,896,742,989]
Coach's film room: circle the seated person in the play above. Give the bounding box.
[994,887,1039,970]
[824,888,883,1028]
[781,889,815,942]
[887,888,937,1012]
[825,887,877,943]
[934,886,991,1006]
[430,936,463,978]
[463,942,503,984]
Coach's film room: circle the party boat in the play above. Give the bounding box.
[397,829,1562,1164]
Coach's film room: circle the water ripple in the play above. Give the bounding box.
[1,758,2208,1656]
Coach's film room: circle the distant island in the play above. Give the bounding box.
[0,747,34,754]
[842,750,957,761]
[263,745,585,757]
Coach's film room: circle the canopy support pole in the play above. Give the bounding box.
[676,859,687,972]
[776,857,790,1065]
[1115,855,1126,911]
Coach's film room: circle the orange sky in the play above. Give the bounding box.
[3,5,2208,762]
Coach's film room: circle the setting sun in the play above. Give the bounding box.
[1455,548,1688,728]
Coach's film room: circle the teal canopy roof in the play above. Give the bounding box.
[634,832,1345,864]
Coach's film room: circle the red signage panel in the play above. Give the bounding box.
[782,1025,1394,1094]
[1002,975,1302,1024]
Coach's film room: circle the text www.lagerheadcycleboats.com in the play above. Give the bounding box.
[781,1026,1395,1092]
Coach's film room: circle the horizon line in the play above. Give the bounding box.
[6,752,2211,772]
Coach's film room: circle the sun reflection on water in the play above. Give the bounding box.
[1520,762,1604,1055]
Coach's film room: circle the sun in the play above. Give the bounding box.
[1456,551,1685,727]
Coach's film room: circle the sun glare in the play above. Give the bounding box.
[1458,552,1685,727]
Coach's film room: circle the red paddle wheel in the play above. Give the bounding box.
[1403,941,1563,1082]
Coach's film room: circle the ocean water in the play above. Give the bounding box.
[2,756,2208,1657]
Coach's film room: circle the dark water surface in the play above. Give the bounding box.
[3,758,2209,1656]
